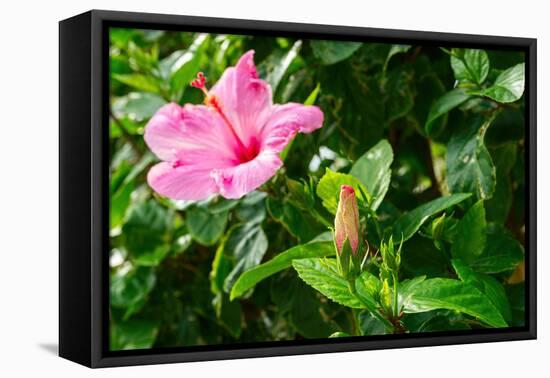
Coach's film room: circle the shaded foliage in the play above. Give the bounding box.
[109,28,526,350]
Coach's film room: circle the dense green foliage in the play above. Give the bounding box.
[109,28,526,350]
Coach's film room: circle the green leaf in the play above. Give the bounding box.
[270,270,336,338]
[425,88,471,135]
[318,63,384,157]
[267,197,322,242]
[234,191,267,225]
[210,239,233,295]
[506,283,525,327]
[230,241,334,300]
[110,318,159,351]
[122,201,172,266]
[222,223,269,293]
[401,235,448,278]
[451,200,487,264]
[109,28,139,48]
[384,70,415,123]
[259,40,302,93]
[316,168,368,214]
[486,108,525,146]
[392,193,471,241]
[329,331,351,338]
[411,72,447,137]
[452,259,512,322]
[447,116,496,200]
[384,45,411,71]
[173,234,192,255]
[270,270,298,313]
[201,196,241,214]
[402,277,507,328]
[354,270,382,313]
[486,143,517,223]
[112,92,166,122]
[110,266,156,318]
[110,160,136,229]
[160,33,209,100]
[402,310,470,332]
[311,40,362,65]
[113,73,161,94]
[292,258,363,308]
[289,281,337,338]
[186,207,228,246]
[349,139,393,210]
[280,83,321,161]
[286,177,315,211]
[304,83,321,106]
[479,63,525,103]
[111,181,134,229]
[126,41,158,73]
[471,225,524,274]
[358,311,387,335]
[212,293,242,338]
[450,48,490,85]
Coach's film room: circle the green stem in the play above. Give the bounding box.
[348,279,394,333]
[392,273,399,318]
[351,308,360,336]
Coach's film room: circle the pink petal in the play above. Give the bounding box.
[261,103,324,152]
[211,150,283,199]
[209,50,273,146]
[142,103,188,161]
[145,103,244,201]
[147,162,218,201]
[144,103,239,163]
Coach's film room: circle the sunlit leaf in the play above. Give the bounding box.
[402,277,507,328]
[311,40,362,65]
[450,48,490,85]
[230,241,334,300]
[447,116,496,200]
[317,168,368,214]
[392,193,471,241]
[350,139,393,210]
[292,258,364,308]
[479,63,525,103]
[451,200,487,264]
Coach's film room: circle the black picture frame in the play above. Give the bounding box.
[59,9,537,368]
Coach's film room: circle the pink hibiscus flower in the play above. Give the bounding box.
[144,50,324,200]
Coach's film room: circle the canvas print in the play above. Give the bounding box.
[108,27,526,351]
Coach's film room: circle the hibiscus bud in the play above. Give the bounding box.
[380,278,393,313]
[334,185,360,255]
[379,236,403,282]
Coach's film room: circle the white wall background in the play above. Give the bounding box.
[0,0,546,376]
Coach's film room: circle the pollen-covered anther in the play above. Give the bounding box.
[190,72,208,95]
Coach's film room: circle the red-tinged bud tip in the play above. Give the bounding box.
[341,185,355,195]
